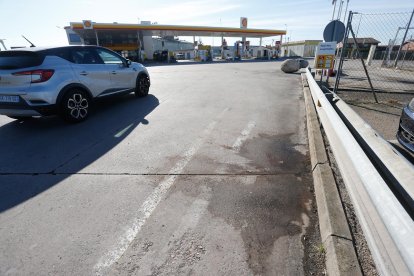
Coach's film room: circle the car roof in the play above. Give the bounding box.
[3,45,101,52]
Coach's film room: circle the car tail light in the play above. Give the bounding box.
[13,69,54,83]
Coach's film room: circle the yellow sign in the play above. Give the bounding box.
[82,20,93,29]
[240,17,248,29]
[315,54,334,69]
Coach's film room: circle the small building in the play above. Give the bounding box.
[280,40,322,57]
[402,39,414,51]
[251,46,277,59]
[152,37,194,52]
[337,37,381,59]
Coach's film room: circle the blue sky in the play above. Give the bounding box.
[0,0,413,48]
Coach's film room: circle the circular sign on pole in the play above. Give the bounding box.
[323,20,345,42]
[240,17,248,29]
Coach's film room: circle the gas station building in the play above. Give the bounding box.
[65,20,286,61]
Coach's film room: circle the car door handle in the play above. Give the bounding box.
[80,71,88,76]
[111,71,117,75]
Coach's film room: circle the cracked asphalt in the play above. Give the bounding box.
[0,61,322,275]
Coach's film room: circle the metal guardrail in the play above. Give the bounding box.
[305,68,414,276]
[323,86,414,213]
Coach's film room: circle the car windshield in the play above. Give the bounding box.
[0,51,44,70]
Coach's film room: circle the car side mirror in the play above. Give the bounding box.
[124,59,132,67]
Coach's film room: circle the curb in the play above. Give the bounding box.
[302,74,362,276]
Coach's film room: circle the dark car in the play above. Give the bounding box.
[397,97,414,153]
[153,50,168,62]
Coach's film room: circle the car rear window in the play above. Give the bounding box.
[0,51,44,70]
[45,48,72,62]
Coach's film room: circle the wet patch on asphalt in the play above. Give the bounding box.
[207,173,313,275]
[238,133,309,174]
[201,133,314,274]
[108,131,322,275]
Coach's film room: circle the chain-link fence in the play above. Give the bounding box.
[333,11,414,97]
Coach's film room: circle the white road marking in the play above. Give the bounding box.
[94,108,228,275]
[114,124,134,138]
[232,121,256,152]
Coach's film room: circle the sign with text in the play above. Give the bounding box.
[314,42,336,69]
[315,55,335,69]
[316,42,336,55]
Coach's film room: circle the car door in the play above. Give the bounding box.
[69,48,111,97]
[95,48,136,94]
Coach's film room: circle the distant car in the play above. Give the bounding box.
[175,53,185,60]
[397,97,414,153]
[0,45,150,122]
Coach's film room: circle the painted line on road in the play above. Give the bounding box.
[232,121,256,152]
[114,123,134,138]
[94,107,229,275]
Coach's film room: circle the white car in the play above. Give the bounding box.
[0,45,150,122]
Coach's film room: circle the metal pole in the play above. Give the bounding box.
[0,39,7,51]
[386,27,401,66]
[343,0,350,22]
[332,0,338,21]
[337,0,344,20]
[349,25,378,103]
[334,11,353,94]
[95,30,99,46]
[394,8,414,68]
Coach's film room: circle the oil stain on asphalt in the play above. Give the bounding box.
[207,133,315,274]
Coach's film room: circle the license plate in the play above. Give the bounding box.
[0,95,19,103]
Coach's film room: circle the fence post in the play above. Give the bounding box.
[393,8,414,68]
[348,25,379,103]
[333,11,353,94]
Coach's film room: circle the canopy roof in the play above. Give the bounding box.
[68,22,286,38]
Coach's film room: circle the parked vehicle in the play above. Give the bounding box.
[0,45,150,122]
[153,50,168,62]
[175,53,185,60]
[397,97,414,153]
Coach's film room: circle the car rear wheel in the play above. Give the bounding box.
[60,89,90,123]
[135,75,150,97]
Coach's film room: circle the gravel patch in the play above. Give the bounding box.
[335,90,413,141]
[302,181,327,276]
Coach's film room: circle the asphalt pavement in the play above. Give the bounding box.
[0,61,322,275]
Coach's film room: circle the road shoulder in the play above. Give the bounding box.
[302,74,362,275]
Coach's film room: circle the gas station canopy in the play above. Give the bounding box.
[69,22,286,38]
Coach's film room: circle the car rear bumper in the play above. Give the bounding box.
[0,96,56,116]
[397,106,414,153]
